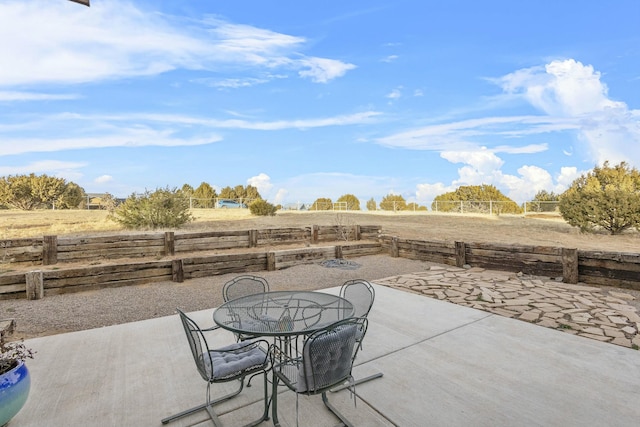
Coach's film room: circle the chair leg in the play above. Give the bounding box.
[330,372,383,393]
[272,372,282,427]
[246,371,271,427]
[321,391,354,427]
[161,379,245,424]
[209,372,270,427]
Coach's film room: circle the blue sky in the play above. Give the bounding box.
[1,0,639,206]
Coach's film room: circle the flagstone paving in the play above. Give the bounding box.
[376,265,640,350]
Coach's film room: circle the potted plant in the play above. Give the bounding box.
[1,319,34,426]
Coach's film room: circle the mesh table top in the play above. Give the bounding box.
[213,291,354,337]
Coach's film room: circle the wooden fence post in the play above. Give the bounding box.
[42,235,57,265]
[354,225,361,241]
[391,237,399,258]
[562,248,579,284]
[267,252,276,271]
[26,270,44,300]
[311,225,319,244]
[335,245,343,259]
[164,232,175,256]
[171,259,184,283]
[455,241,466,267]
[249,230,258,248]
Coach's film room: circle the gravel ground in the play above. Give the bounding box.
[2,255,438,339]
[2,253,639,340]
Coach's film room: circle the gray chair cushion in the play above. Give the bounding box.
[296,324,356,393]
[201,341,266,380]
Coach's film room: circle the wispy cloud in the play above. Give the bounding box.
[297,57,357,83]
[386,87,402,100]
[0,0,355,87]
[0,91,80,102]
[381,55,399,63]
[0,160,87,176]
[377,115,566,151]
[0,111,382,155]
[0,130,223,156]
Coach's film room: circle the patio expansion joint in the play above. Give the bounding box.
[365,312,494,365]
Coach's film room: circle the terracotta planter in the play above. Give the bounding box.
[0,361,31,426]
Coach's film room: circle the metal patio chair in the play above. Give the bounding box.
[331,279,383,391]
[161,309,270,427]
[221,275,270,342]
[223,275,270,302]
[271,317,368,427]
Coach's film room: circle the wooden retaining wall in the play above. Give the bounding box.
[3,233,640,300]
[578,251,640,289]
[0,242,382,300]
[380,234,640,291]
[464,242,564,278]
[0,238,43,265]
[0,224,379,267]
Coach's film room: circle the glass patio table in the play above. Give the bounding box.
[213,291,355,425]
[213,290,354,338]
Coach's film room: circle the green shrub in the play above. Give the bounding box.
[109,187,193,229]
[249,199,278,216]
[559,161,640,235]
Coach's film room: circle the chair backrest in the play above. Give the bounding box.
[340,279,375,318]
[297,317,368,394]
[176,308,213,382]
[223,275,269,302]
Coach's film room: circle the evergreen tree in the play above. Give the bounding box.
[559,161,640,234]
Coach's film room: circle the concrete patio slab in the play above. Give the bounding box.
[12,284,640,427]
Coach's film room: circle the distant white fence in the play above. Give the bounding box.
[278,200,561,215]
[186,198,560,214]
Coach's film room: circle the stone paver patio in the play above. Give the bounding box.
[376,265,640,349]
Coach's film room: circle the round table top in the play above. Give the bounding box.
[213,291,354,337]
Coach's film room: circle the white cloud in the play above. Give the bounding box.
[441,148,505,185]
[415,182,453,202]
[0,130,222,156]
[247,173,273,197]
[95,175,113,184]
[0,160,87,176]
[0,110,381,155]
[381,55,399,63]
[0,0,355,87]
[297,57,356,83]
[273,188,288,205]
[378,59,639,169]
[125,111,382,130]
[376,115,568,151]
[0,91,80,101]
[497,59,640,166]
[195,77,270,89]
[554,166,582,192]
[499,59,624,116]
[441,148,504,170]
[386,87,402,100]
[431,149,581,202]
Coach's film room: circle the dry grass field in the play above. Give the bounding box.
[1,208,639,252]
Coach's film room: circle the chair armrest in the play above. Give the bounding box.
[201,324,221,332]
